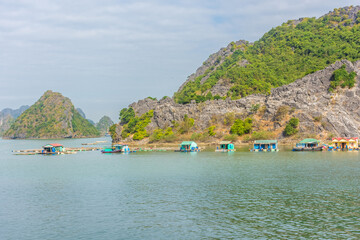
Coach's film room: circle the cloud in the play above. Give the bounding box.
[0,0,359,120]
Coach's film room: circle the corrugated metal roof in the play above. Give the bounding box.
[220,141,232,144]
[299,138,320,143]
[254,140,278,144]
[181,141,195,145]
[332,137,358,141]
[45,143,63,147]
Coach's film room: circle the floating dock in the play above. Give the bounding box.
[81,141,108,145]
[13,147,102,155]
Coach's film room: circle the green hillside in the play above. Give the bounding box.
[174,6,360,104]
[3,90,100,139]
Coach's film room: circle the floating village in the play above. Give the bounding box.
[12,137,360,155]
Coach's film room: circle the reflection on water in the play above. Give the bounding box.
[0,138,360,239]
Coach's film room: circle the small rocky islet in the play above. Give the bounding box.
[2,90,100,139]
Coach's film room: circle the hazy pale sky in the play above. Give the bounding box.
[0,0,359,122]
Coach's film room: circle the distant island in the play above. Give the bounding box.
[0,105,29,136]
[110,6,360,144]
[96,116,114,135]
[3,90,100,139]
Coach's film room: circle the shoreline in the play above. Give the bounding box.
[120,140,299,150]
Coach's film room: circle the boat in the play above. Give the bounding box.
[215,141,236,152]
[176,141,200,152]
[101,144,131,153]
[250,140,279,152]
[292,138,323,151]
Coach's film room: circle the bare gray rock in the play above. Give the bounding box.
[321,6,360,26]
[130,60,360,137]
[210,79,232,97]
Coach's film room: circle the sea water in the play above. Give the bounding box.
[1,138,360,239]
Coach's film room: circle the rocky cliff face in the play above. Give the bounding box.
[177,40,249,93]
[130,60,360,138]
[322,5,360,26]
[3,90,100,139]
[0,105,29,136]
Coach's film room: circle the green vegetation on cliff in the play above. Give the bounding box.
[329,64,357,91]
[3,90,100,139]
[284,117,300,136]
[119,107,135,124]
[149,127,175,143]
[230,118,253,136]
[174,7,360,104]
[120,109,154,141]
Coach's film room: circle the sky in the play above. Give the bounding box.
[0,0,359,122]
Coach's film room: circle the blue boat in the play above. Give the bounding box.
[101,144,131,153]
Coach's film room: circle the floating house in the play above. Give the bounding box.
[42,143,64,154]
[216,141,235,152]
[251,140,279,152]
[101,144,130,153]
[178,141,199,152]
[293,138,322,151]
[331,137,359,151]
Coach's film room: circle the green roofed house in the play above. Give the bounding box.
[216,141,235,152]
[177,141,199,152]
[251,140,279,152]
[293,138,323,151]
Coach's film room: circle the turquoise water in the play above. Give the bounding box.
[1,138,360,239]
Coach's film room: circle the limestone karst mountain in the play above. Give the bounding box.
[3,90,100,139]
